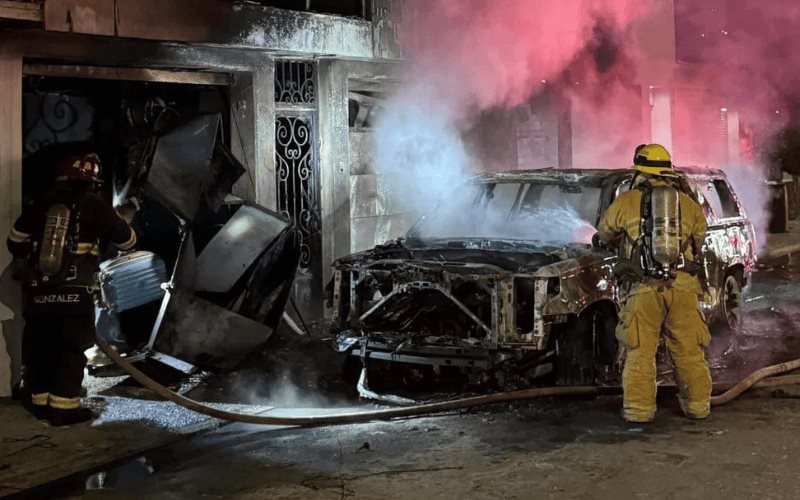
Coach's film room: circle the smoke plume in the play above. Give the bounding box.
[671,0,800,252]
[376,0,655,242]
[376,0,795,248]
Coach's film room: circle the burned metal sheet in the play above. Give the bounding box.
[154,291,273,370]
[235,227,299,327]
[145,114,226,221]
[195,204,290,293]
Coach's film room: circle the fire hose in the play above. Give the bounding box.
[95,339,800,427]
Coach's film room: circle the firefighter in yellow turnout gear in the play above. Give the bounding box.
[598,144,712,423]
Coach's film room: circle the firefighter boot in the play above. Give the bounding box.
[22,392,50,420]
[48,395,94,426]
[49,407,94,426]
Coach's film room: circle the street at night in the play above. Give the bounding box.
[2,1,800,499]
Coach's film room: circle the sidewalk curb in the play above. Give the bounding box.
[761,241,800,262]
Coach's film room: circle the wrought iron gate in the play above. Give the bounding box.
[275,114,320,271]
[274,59,320,275]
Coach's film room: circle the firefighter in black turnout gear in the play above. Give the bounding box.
[7,153,136,426]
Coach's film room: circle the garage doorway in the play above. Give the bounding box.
[20,64,234,348]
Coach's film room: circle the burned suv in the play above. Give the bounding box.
[330,168,757,388]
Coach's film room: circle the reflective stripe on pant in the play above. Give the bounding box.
[49,394,81,410]
[31,392,50,406]
[616,287,713,421]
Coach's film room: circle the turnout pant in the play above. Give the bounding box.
[615,287,713,422]
[23,313,94,410]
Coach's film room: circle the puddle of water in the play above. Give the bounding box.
[19,455,157,499]
[85,456,155,491]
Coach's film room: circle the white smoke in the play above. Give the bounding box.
[414,202,596,245]
[374,88,596,245]
[375,93,471,208]
[723,164,772,256]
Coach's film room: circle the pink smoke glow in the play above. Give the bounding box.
[376,0,794,248]
[401,0,653,113]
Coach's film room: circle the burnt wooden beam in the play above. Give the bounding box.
[0,29,261,71]
[23,63,232,86]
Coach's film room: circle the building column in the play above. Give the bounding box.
[317,59,351,288]
[231,58,277,210]
[649,86,673,152]
[0,48,23,397]
[721,108,741,166]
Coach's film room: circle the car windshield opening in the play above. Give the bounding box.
[409,181,598,244]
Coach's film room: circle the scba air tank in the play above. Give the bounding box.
[39,204,71,276]
[650,186,681,272]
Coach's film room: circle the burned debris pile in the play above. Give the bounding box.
[99,112,299,372]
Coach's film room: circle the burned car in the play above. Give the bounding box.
[330,168,757,389]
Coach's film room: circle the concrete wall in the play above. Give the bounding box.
[318,59,404,281]
[44,0,375,59]
[0,47,23,397]
[349,131,415,253]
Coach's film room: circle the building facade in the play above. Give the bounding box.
[0,0,404,396]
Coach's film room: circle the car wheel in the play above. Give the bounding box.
[722,270,743,331]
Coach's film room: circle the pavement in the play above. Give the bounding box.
[0,371,271,497]
[41,241,800,499]
[66,388,800,500]
[1,221,800,497]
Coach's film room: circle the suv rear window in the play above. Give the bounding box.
[700,180,740,220]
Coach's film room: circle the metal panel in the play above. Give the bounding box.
[146,114,221,221]
[155,291,273,370]
[195,204,290,293]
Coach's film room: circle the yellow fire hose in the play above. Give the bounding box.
[96,339,800,427]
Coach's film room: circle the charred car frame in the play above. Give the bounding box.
[330,168,757,389]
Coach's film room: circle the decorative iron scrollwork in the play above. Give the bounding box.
[275,60,316,105]
[276,115,320,271]
[23,93,93,156]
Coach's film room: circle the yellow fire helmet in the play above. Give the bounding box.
[632,143,675,176]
